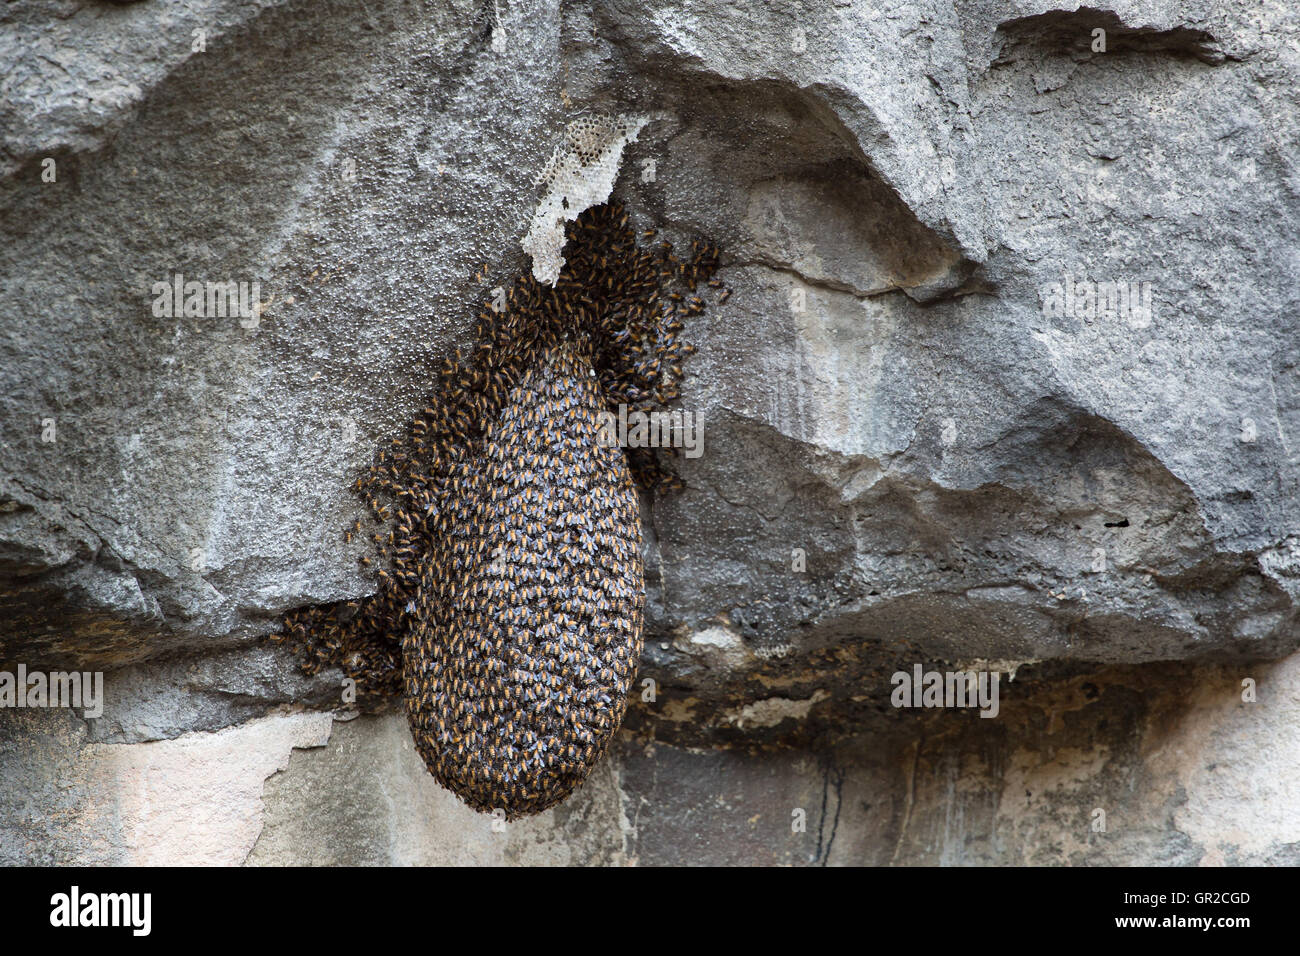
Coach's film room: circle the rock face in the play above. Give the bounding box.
[1,0,1297,863]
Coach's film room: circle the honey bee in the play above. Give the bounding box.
[272,200,721,817]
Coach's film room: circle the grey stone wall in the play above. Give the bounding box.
[1,0,1297,864]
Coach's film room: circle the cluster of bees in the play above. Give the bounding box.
[274,201,724,816]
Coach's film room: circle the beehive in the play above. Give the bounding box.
[275,202,724,816]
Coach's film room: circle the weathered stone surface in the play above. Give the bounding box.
[4,653,1295,865]
[1,0,1297,863]
[2,0,565,667]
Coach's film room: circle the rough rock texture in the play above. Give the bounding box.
[1,0,1298,862]
[4,652,1295,865]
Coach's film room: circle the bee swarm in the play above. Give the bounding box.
[274,202,724,816]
